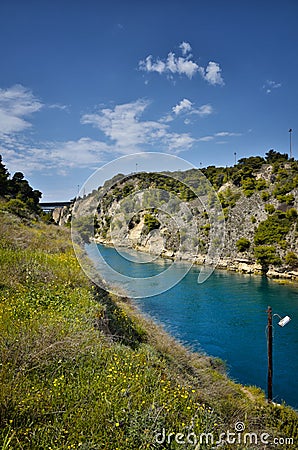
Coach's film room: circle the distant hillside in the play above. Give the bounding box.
[73,150,298,280]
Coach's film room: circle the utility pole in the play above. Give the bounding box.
[234,152,237,165]
[289,129,293,159]
[267,306,273,402]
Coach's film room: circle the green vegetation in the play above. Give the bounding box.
[254,213,292,246]
[218,187,241,209]
[1,209,298,448]
[261,191,270,201]
[264,204,275,214]
[285,251,298,269]
[0,156,42,217]
[254,245,281,273]
[236,237,251,252]
[143,212,160,232]
[251,215,257,224]
[90,150,298,278]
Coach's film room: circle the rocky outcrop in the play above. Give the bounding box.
[52,205,72,226]
[73,162,298,282]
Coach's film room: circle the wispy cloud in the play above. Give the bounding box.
[263,79,282,94]
[199,136,214,142]
[0,84,43,134]
[138,43,224,86]
[81,100,166,151]
[81,99,195,154]
[214,131,241,137]
[192,104,213,117]
[48,103,70,112]
[0,136,110,176]
[198,130,242,142]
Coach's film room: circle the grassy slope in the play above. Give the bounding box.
[0,212,297,450]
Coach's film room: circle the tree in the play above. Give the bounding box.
[0,155,9,196]
[254,214,291,245]
[8,171,42,212]
[238,156,265,169]
[254,246,281,273]
[265,149,288,163]
[0,155,42,215]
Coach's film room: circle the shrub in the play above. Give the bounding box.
[261,191,270,201]
[286,208,298,220]
[264,204,275,214]
[236,237,250,252]
[285,252,298,268]
[218,188,241,209]
[144,213,160,232]
[241,178,256,197]
[276,193,295,205]
[256,179,267,191]
[1,198,32,218]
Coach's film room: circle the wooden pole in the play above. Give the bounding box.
[267,306,273,402]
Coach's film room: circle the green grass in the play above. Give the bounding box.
[0,212,297,449]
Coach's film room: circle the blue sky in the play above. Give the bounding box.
[0,0,297,201]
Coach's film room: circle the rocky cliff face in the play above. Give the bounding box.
[72,157,298,281]
[52,206,72,226]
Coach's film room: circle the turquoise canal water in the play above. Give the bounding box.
[86,243,298,408]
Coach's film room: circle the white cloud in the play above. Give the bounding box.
[171,99,213,120]
[263,79,282,94]
[81,100,168,152]
[139,44,224,85]
[49,138,109,167]
[139,53,199,79]
[215,131,241,137]
[81,99,196,154]
[203,62,225,86]
[179,41,192,56]
[160,114,174,123]
[165,132,195,152]
[175,56,199,78]
[172,98,193,115]
[197,130,241,143]
[139,56,166,74]
[0,94,198,177]
[199,136,214,142]
[0,136,110,176]
[0,84,43,134]
[48,103,69,112]
[192,104,213,117]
